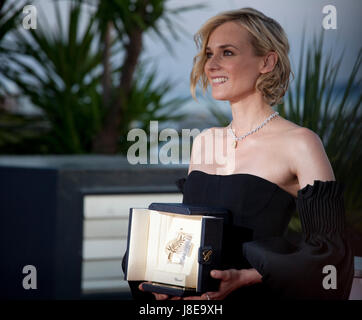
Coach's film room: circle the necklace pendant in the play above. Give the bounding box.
[232,140,237,148]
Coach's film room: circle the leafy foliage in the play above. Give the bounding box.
[0,0,199,153]
[117,63,189,154]
[2,2,103,153]
[0,0,32,150]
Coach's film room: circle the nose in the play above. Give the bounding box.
[206,54,221,72]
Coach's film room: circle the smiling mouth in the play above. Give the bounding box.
[211,77,228,84]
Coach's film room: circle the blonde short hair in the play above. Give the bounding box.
[190,7,292,106]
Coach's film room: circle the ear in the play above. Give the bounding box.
[260,51,278,74]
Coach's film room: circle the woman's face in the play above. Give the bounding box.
[204,21,263,103]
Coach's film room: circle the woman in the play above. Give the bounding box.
[133,7,354,300]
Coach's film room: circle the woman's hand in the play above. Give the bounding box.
[183,268,262,300]
[138,282,181,300]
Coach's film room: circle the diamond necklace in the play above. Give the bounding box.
[228,111,279,148]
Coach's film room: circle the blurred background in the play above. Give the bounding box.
[0,0,361,300]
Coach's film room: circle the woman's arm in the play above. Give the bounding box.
[241,127,353,299]
[289,127,335,187]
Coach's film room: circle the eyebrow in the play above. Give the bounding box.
[206,44,240,51]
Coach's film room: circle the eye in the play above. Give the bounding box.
[224,50,233,56]
[206,52,213,59]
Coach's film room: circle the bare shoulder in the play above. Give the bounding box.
[289,126,323,146]
[286,126,336,189]
[272,117,322,147]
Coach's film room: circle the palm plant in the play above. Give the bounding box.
[118,62,189,155]
[0,0,34,150]
[1,0,199,154]
[75,0,205,153]
[0,1,24,72]
[2,2,104,153]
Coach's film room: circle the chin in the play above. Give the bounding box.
[211,91,231,101]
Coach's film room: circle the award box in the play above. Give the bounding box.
[123,203,229,297]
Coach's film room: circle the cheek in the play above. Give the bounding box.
[230,60,260,83]
[204,62,212,78]
[204,64,208,76]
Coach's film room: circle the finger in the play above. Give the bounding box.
[153,293,169,300]
[211,270,231,281]
[208,293,223,300]
[183,296,203,300]
[201,293,211,300]
[204,292,219,300]
[138,282,146,291]
[138,281,154,291]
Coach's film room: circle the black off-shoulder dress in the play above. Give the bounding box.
[177,170,354,300]
[123,170,354,300]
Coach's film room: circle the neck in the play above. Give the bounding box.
[229,93,276,136]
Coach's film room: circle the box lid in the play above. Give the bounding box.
[148,202,230,223]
